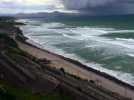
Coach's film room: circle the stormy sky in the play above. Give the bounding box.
[0,0,64,14]
[0,0,134,15]
[62,0,134,15]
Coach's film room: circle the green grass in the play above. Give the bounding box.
[67,73,81,80]
[0,81,73,100]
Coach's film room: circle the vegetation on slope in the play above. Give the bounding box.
[0,17,73,100]
[0,34,18,48]
[0,34,73,100]
[0,81,73,100]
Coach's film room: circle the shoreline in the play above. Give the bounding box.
[16,36,134,99]
[16,19,134,99]
[20,38,134,90]
[2,17,134,99]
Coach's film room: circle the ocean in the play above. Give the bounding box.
[18,15,134,86]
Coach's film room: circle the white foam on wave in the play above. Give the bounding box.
[116,38,134,42]
[41,22,65,29]
[24,21,134,55]
[62,27,115,41]
[62,27,134,42]
[25,36,134,86]
[70,27,109,35]
[127,53,134,57]
[85,62,134,85]
[23,20,134,55]
[112,38,134,49]
[70,28,134,51]
[71,32,134,52]
[19,19,134,86]
[108,30,134,33]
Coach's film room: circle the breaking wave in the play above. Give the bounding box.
[19,19,134,86]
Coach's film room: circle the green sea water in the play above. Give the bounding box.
[19,15,134,85]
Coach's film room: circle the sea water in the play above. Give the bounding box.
[19,15,134,85]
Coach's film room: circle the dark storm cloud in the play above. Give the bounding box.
[62,0,134,15]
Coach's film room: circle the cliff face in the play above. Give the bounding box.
[0,17,131,100]
[0,17,80,100]
[0,20,59,92]
[0,17,63,100]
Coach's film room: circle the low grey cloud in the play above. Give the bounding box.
[62,0,134,15]
[0,0,134,15]
[0,0,58,14]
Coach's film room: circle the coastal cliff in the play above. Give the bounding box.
[0,17,132,100]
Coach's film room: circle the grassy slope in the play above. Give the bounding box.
[0,27,73,100]
[0,81,72,100]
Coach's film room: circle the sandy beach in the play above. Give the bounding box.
[16,40,134,100]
